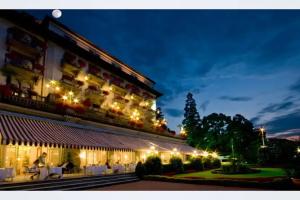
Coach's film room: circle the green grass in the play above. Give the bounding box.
[174,168,287,179]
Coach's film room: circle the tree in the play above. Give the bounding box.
[182,92,201,146]
[201,113,231,153]
[227,114,260,162]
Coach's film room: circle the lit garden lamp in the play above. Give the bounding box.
[297,147,300,154]
[211,152,218,159]
[260,127,267,148]
[192,150,198,157]
[202,151,209,157]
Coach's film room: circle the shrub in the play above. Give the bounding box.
[135,161,146,178]
[220,160,253,174]
[169,156,184,174]
[144,155,162,175]
[189,157,203,171]
[212,158,221,168]
[202,157,212,169]
[162,164,173,174]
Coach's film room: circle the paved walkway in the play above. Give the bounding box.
[91,180,262,191]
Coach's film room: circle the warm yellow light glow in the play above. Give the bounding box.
[109,86,113,91]
[68,91,74,96]
[146,150,151,154]
[46,84,50,88]
[79,152,86,159]
[84,76,89,81]
[50,80,56,84]
[62,95,68,100]
[155,151,158,154]
[73,98,79,103]
[150,146,155,150]
[173,148,177,152]
[211,152,218,158]
[297,147,300,153]
[17,157,21,161]
[260,127,265,133]
[202,151,209,157]
[55,86,60,91]
[124,155,128,160]
[130,95,134,100]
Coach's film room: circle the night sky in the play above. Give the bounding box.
[28,10,300,138]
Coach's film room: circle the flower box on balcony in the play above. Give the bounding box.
[88,64,101,77]
[75,80,84,87]
[103,91,109,96]
[0,84,13,97]
[61,74,75,83]
[88,85,99,91]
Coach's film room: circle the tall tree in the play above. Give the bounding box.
[182,92,201,146]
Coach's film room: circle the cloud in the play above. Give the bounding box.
[219,96,252,102]
[199,100,210,112]
[264,109,300,134]
[164,108,183,118]
[258,101,294,115]
[289,78,300,93]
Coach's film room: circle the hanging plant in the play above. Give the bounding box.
[82,99,92,107]
[77,59,87,68]
[103,90,109,95]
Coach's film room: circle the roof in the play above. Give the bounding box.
[0,112,196,154]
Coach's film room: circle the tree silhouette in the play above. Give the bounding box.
[182,92,201,146]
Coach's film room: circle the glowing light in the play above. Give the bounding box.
[202,151,209,157]
[150,146,155,150]
[260,128,265,133]
[130,95,134,100]
[84,76,89,81]
[79,152,86,159]
[211,152,218,158]
[155,151,158,154]
[55,86,60,91]
[17,157,21,161]
[109,86,113,91]
[297,147,300,153]
[73,98,79,103]
[173,148,177,152]
[50,80,56,84]
[62,95,68,100]
[46,84,50,88]
[68,91,74,96]
[146,150,151,154]
[124,155,128,160]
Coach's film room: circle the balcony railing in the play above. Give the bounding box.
[0,89,179,139]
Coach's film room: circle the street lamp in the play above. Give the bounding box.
[260,127,267,148]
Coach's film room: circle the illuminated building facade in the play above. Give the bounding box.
[0,11,197,176]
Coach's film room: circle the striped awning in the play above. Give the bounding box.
[0,112,197,154]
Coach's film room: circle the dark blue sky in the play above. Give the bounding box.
[29,10,300,138]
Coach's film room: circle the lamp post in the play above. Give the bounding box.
[260,127,267,148]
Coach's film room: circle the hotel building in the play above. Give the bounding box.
[0,11,196,175]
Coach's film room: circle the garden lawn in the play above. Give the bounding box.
[174,168,287,180]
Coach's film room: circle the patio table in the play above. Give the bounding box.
[49,167,63,178]
[0,168,15,181]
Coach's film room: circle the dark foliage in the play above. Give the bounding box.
[169,156,184,173]
[189,157,203,171]
[144,155,162,175]
[182,93,201,147]
[135,161,146,178]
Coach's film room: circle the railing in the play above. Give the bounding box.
[0,93,180,139]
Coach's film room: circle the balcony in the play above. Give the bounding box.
[6,27,46,58]
[0,88,179,139]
